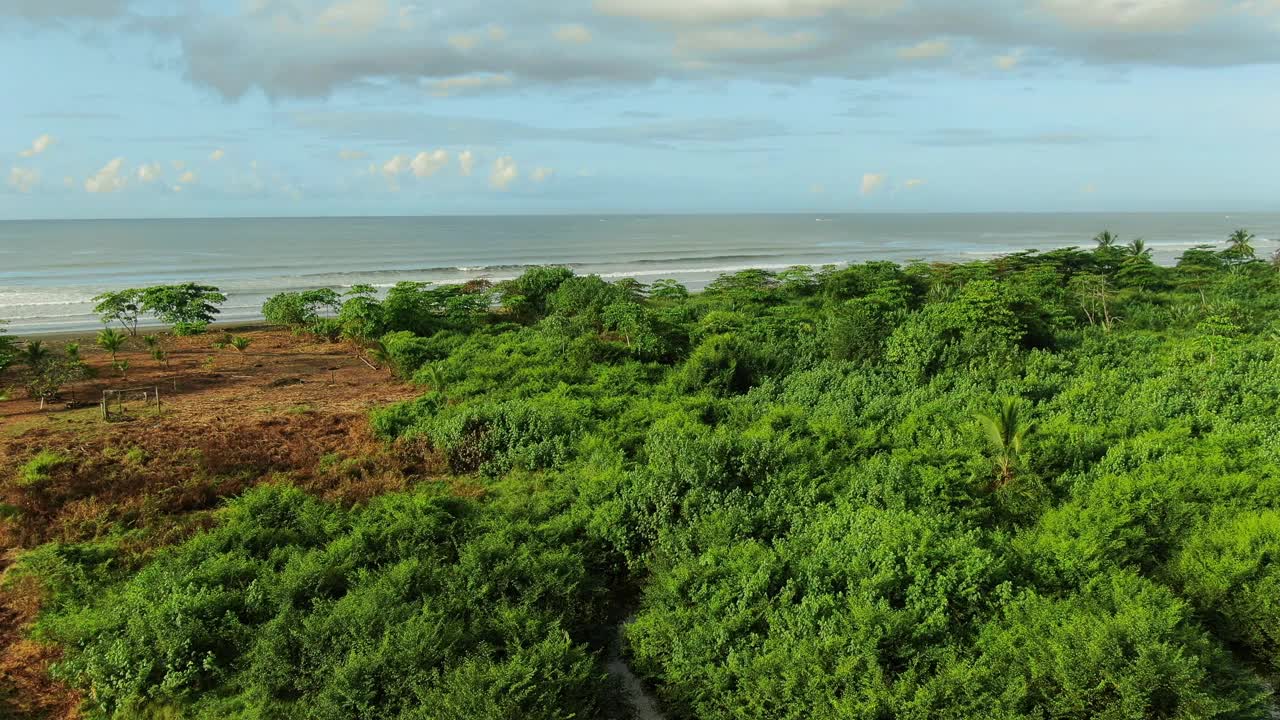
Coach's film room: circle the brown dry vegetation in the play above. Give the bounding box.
[0,328,452,719]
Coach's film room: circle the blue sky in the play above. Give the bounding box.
[2,0,1278,219]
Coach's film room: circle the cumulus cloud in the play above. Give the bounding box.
[458,150,476,176]
[555,23,594,44]
[903,178,927,189]
[7,167,40,193]
[382,154,410,177]
[172,160,186,171]
[17,134,54,158]
[860,172,886,195]
[179,170,199,184]
[24,0,1280,101]
[490,156,518,190]
[428,73,514,97]
[338,149,368,160]
[137,162,163,183]
[209,148,226,161]
[530,166,555,182]
[676,27,818,52]
[898,39,949,60]
[995,49,1024,69]
[411,149,450,177]
[85,158,127,193]
[594,0,899,23]
[1,0,128,20]
[1040,0,1216,31]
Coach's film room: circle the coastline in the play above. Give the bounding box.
[15,320,278,343]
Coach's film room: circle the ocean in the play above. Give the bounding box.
[2,213,1277,334]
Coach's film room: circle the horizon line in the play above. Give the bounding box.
[1,209,1277,223]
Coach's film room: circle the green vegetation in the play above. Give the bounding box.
[13,230,1280,718]
[19,451,72,488]
[92,284,227,335]
[91,289,144,336]
[141,283,228,334]
[0,320,15,374]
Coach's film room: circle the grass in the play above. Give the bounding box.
[18,451,72,488]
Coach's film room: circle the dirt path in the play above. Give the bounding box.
[607,622,667,720]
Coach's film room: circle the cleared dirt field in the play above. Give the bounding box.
[0,328,433,719]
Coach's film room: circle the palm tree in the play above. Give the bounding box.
[1225,228,1256,265]
[1126,238,1151,259]
[230,336,252,366]
[142,334,160,351]
[424,364,447,394]
[22,340,50,369]
[1093,230,1119,251]
[367,341,395,376]
[97,328,127,364]
[975,397,1036,488]
[65,343,81,362]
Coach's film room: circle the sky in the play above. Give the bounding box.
[1,0,1278,219]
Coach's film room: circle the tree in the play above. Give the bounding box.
[1125,238,1151,259]
[1221,228,1256,268]
[140,283,227,333]
[975,397,1036,487]
[0,320,16,374]
[649,279,689,302]
[1093,230,1119,251]
[97,328,127,364]
[262,289,341,328]
[92,289,144,336]
[25,356,85,409]
[1069,272,1115,330]
[21,340,50,370]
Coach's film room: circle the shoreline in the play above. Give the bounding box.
[15,320,278,344]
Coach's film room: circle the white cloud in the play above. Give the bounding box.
[860,172,886,195]
[209,148,226,161]
[490,156,518,190]
[555,23,593,44]
[458,150,475,176]
[137,162,163,183]
[898,39,949,60]
[595,0,900,23]
[172,184,184,193]
[17,134,54,158]
[428,73,513,96]
[85,158,127,193]
[1040,0,1216,31]
[382,154,410,177]
[171,160,186,171]
[179,170,198,184]
[488,24,508,41]
[903,178,927,189]
[315,0,389,35]
[448,33,479,51]
[677,27,818,52]
[411,149,450,177]
[995,49,1024,70]
[63,176,74,188]
[530,166,555,182]
[338,149,368,160]
[7,167,39,193]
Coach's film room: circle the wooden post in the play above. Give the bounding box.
[155,386,161,416]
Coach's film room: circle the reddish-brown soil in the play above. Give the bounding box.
[0,328,440,719]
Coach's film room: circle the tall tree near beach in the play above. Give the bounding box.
[141,284,227,335]
[92,289,144,336]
